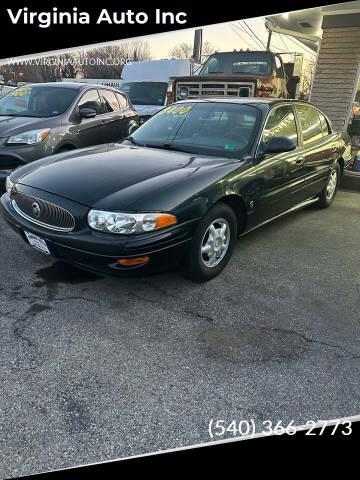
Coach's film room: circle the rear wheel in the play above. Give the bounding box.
[183,203,237,282]
[317,162,340,208]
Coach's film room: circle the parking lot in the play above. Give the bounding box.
[0,187,360,477]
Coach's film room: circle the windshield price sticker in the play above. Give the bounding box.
[9,87,31,97]
[208,419,353,438]
[160,105,192,115]
[234,61,268,65]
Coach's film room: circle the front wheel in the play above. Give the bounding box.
[317,162,340,208]
[183,203,237,282]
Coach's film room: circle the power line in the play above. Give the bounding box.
[231,23,294,57]
[231,24,262,50]
[235,21,264,50]
[283,34,317,57]
[234,24,259,48]
[277,33,291,54]
[242,21,266,49]
[230,25,255,50]
[233,22,247,34]
[271,46,294,55]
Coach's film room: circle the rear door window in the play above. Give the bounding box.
[295,104,323,144]
[100,89,120,113]
[116,92,128,109]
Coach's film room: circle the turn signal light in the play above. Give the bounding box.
[40,130,50,141]
[154,213,177,229]
[117,256,150,266]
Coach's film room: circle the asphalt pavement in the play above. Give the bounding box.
[0,188,359,477]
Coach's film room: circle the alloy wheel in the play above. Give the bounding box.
[326,168,338,199]
[200,218,230,268]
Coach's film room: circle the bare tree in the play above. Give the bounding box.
[77,40,152,79]
[298,60,314,101]
[169,42,193,59]
[169,41,217,60]
[0,40,151,84]
[0,53,79,83]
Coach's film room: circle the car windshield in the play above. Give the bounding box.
[0,85,78,117]
[119,82,168,106]
[200,52,273,75]
[0,85,16,97]
[129,102,259,158]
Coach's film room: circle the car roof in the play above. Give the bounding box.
[19,82,85,89]
[173,98,313,107]
[18,82,122,92]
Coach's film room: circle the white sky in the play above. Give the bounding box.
[144,17,316,67]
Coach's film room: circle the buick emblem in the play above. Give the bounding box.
[32,202,41,218]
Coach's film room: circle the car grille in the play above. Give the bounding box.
[176,81,256,100]
[11,192,75,232]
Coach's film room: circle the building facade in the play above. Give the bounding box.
[268,2,360,135]
[310,9,360,133]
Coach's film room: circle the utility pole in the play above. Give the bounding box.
[193,29,203,63]
[266,29,272,50]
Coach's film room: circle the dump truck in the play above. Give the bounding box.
[168,50,303,102]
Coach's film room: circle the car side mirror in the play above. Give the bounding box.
[128,123,139,135]
[79,107,97,119]
[261,136,296,155]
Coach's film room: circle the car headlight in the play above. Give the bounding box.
[7,128,50,145]
[5,176,14,193]
[87,210,177,234]
[179,87,188,99]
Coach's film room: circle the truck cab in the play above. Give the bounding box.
[170,50,298,102]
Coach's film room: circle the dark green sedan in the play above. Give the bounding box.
[0,99,350,281]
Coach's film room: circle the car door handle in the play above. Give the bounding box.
[293,156,305,165]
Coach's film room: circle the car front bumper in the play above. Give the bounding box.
[0,142,50,180]
[0,192,197,277]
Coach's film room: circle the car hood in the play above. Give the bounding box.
[18,142,235,208]
[0,115,50,136]
[134,105,164,116]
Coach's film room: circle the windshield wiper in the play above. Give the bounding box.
[144,143,189,153]
[0,113,43,118]
[141,143,172,150]
[127,136,142,146]
[165,144,190,153]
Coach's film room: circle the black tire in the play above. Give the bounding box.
[317,162,341,208]
[183,202,238,282]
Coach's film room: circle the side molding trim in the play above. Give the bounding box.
[239,196,319,237]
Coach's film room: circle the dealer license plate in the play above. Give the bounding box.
[24,231,51,255]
